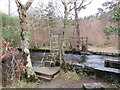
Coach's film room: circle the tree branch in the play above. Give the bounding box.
[68,0,84,13]
[55,2,64,18]
[14,0,23,7]
[25,0,34,10]
[82,0,93,8]
[76,0,93,11]
[61,0,66,5]
[76,0,84,10]
[68,4,75,12]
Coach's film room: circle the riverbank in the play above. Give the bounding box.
[88,46,119,56]
[23,46,120,56]
[38,71,118,89]
[2,71,119,89]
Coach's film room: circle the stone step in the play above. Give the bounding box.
[35,71,53,78]
[37,75,52,81]
[33,67,60,77]
[83,83,105,90]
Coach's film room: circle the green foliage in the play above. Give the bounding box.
[77,70,87,76]
[0,13,18,27]
[102,1,120,36]
[104,26,120,36]
[113,7,120,22]
[102,0,118,11]
[104,26,114,36]
[0,12,20,46]
[96,8,106,16]
[2,27,20,46]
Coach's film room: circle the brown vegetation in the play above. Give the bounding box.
[27,13,118,48]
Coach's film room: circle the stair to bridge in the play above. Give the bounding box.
[44,34,60,67]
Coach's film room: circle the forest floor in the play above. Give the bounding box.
[38,71,118,89]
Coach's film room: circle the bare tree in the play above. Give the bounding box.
[74,0,92,47]
[61,0,75,70]
[14,0,36,81]
[61,0,75,39]
[8,0,11,15]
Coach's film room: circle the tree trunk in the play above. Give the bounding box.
[60,4,68,71]
[15,0,36,81]
[8,0,11,15]
[74,2,80,48]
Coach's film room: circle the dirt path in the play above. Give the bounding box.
[88,46,119,53]
[38,71,118,88]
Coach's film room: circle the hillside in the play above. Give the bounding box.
[1,12,118,48]
[28,12,118,48]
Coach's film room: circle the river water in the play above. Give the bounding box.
[31,52,120,73]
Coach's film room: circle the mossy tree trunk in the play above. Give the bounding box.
[61,1,69,71]
[15,0,36,81]
[74,2,80,48]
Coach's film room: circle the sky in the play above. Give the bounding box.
[0,0,112,17]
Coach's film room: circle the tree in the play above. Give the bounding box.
[102,0,118,11]
[102,0,120,35]
[73,0,92,47]
[96,8,106,16]
[14,0,36,82]
[8,0,11,15]
[61,0,75,70]
[102,0,120,46]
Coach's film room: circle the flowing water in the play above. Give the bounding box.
[31,52,120,73]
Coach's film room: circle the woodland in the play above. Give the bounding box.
[0,0,119,89]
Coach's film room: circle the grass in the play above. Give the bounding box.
[4,81,39,88]
[64,71,79,82]
[56,70,80,82]
[0,12,18,27]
